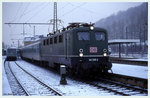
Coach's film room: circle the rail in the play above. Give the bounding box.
[14,62,62,96]
[7,62,30,96]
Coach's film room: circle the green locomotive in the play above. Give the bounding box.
[21,23,112,75]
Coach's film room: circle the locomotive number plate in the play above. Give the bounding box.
[89,58,99,62]
[90,47,97,53]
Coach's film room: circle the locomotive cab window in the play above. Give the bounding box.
[95,32,105,41]
[7,49,16,55]
[77,32,90,40]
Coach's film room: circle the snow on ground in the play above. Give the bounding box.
[110,53,148,59]
[9,62,56,96]
[2,56,12,96]
[122,58,148,61]
[111,63,148,79]
[16,60,115,96]
[2,56,148,96]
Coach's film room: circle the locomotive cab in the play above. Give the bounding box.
[6,47,17,61]
[67,23,112,74]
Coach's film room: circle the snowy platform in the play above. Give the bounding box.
[2,56,12,96]
[108,39,140,44]
[122,58,148,62]
[111,63,148,79]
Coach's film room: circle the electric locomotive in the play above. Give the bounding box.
[2,48,6,56]
[21,23,112,75]
[6,47,17,61]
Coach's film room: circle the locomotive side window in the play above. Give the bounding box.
[77,32,90,40]
[47,39,49,45]
[54,36,57,44]
[95,32,105,41]
[59,35,63,43]
[50,38,53,44]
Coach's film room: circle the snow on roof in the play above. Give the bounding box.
[24,35,44,42]
[22,41,41,48]
[24,37,32,41]
[108,39,140,44]
[7,46,17,49]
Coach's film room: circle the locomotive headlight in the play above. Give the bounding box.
[79,49,83,57]
[103,53,107,56]
[90,26,94,30]
[79,53,83,57]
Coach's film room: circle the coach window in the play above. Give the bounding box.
[77,32,90,40]
[54,36,57,44]
[59,35,63,43]
[50,38,53,44]
[43,40,46,46]
[47,39,49,45]
[95,32,105,41]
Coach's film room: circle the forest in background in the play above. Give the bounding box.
[95,3,148,57]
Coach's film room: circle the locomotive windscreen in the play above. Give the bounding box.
[95,32,105,41]
[77,32,90,40]
[7,49,16,54]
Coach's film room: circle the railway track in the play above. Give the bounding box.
[70,73,147,96]
[5,62,29,96]
[97,77,147,93]
[8,62,62,96]
[104,73,148,89]
[97,73,147,96]
[84,77,147,96]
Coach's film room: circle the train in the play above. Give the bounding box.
[2,48,6,56]
[21,23,112,75]
[6,47,17,61]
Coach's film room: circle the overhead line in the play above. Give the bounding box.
[22,3,45,16]
[25,3,49,22]
[10,3,23,23]
[5,23,52,25]
[17,3,31,22]
[68,3,97,14]
[59,3,87,18]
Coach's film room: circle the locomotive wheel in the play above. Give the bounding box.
[103,69,108,73]
[68,68,75,76]
[76,66,80,75]
[75,65,84,76]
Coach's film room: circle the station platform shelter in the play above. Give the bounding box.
[108,39,140,58]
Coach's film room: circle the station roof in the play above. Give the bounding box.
[24,35,44,42]
[108,39,140,44]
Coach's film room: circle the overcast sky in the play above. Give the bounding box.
[2,2,143,47]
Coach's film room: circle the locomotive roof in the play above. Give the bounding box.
[44,26,107,39]
[21,26,107,49]
[7,47,17,49]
